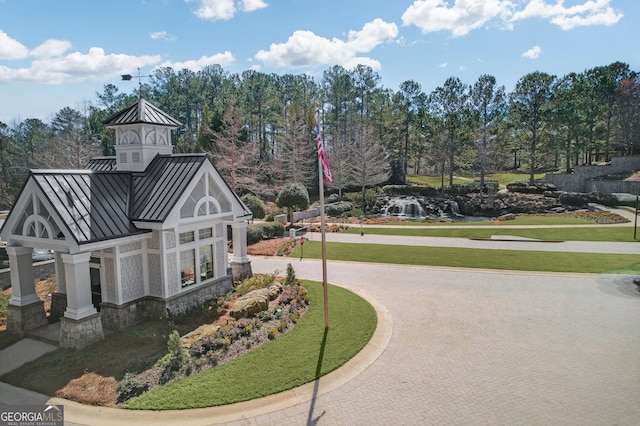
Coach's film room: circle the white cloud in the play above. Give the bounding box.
[401,0,623,36]
[186,0,235,21]
[186,0,268,21]
[150,31,177,41]
[522,45,542,59]
[254,18,398,70]
[0,46,161,84]
[439,62,448,68]
[401,0,514,37]
[30,39,72,59]
[511,0,623,30]
[160,51,235,71]
[0,30,29,59]
[240,0,267,12]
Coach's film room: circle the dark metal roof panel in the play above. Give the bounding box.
[131,155,206,222]
[103,99,182,128]
[84,157,117,171]
[33,171,142,244]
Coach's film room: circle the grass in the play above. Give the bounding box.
[0,281,376,410]
[292,242,640,275]
[406,172,547,188]
[124,281,376,409]
[0,306,223,396]
[345,225,638,242]
[366,216,594,226]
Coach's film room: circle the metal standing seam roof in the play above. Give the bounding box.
[103,98,182,128]
[131,155,206,222]
[14,154,250,244]
[32,171,143,244]
[85,157,117,171]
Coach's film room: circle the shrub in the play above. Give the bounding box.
[382,185,438,196]
[235,273,277,295]
[506,181,556,194]
[445,181,500,195]
[246,222,285,245]
[241,194,266,219]
[158,330,192,382]
[116,372,149,403]
[268,327,278,339]
[326,193,341,204]
[325,201,353,217]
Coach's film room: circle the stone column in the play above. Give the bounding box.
[6,246,48,336]
[60,252,104,349]
[230,221,252,281]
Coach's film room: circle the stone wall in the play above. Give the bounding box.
[546,155,640,194]
[100,275,233,330]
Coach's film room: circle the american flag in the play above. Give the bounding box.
[315,118,333,183]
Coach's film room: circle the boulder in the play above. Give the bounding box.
[231,288,270,319]
[267,282,283,300]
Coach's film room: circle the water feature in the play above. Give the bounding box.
[379,196,493,222]
[380,197,427,219]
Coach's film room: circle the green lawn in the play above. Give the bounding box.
[406,172,547,188]
[345,225,637,242]
[292,242,640,275]
[125,281,376,410]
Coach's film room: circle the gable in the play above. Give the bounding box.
[0,171,144,249]
[131,154,251,227]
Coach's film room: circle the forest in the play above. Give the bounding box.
[0,60,638,209]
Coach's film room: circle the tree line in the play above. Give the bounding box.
[0,61,638,210]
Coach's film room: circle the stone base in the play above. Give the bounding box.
[100,275,234,330]
[6,301,48,337]
[231,260,252,282]
[60,313,104,350]
[49,293,67,322]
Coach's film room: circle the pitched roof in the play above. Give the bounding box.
[32,170,144,244]
[131,155,206,222]
[4,153,250,245]
[85,157,117,171]
[103,98,182,128]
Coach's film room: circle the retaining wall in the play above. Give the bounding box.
[545,155,640,194]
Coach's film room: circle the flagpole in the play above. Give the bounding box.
[316,106,330,329]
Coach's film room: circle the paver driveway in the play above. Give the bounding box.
[242,255,640,426]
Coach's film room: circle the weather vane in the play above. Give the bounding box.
[121,67,150,98]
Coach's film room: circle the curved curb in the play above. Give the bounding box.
[47,287,393,425]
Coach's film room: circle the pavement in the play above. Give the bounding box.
[1,211,639,425]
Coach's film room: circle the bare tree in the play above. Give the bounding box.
[351,123,391,214]
[280,103,316,186]
[209,102,266,195]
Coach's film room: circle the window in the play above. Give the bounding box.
[179,231,194,244]
[200,245,213,281]
[180,249,195,287]
[199,228,212,240]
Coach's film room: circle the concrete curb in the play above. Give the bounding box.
[3,287,392,426]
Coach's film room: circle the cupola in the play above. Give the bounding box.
[104,98,182,172]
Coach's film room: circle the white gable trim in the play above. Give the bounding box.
[1,179,80,252]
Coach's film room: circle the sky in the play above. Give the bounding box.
[0,0,637,124]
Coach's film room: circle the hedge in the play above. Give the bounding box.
[246,222,285,245]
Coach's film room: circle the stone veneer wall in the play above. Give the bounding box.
[546,155,640,194]
[100,275,233,330]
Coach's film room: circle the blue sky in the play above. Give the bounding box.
[0,0,637,123]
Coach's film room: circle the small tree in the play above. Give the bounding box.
[241,193,266,219]
[276,183,310,224]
